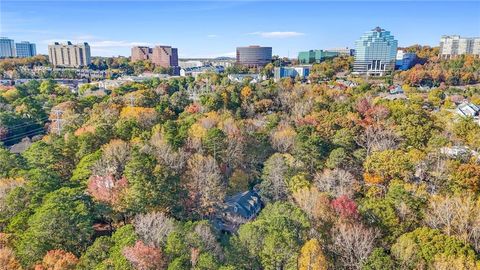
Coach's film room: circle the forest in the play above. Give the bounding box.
[0,53,480,270]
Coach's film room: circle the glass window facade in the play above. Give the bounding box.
[236,46,272,67]
[353,27,398,76]
[15,42,36,58]
[0,37,16,58]
[298,50,339,64]
[274,66,310,81]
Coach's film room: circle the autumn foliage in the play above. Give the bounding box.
[34,250,78,270]
[87,174,128,206]
[120,107,158,127]
[122,240,166,270]
[298,239,328,270]
[2,48,480,270]
[0,247,22,270]
[331,195,359,220]
[363,172,384,185]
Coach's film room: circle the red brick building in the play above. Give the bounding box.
[131,45,178,68]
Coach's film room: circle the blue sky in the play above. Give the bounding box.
[1,1,480,58]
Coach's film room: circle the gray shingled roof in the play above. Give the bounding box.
[225,190,262,219]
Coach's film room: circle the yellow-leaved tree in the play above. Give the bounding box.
[298,239,328,270]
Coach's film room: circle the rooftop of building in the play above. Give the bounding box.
[237,45,272,48]
[154,45,174,48]
[51,41,90,46]
[441,35,480,39]
[181,65,224,72]
[456,102,480,117]
[224,190,263,219]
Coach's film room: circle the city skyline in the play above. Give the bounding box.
[1,1,480,58]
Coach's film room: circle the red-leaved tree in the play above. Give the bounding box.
[123,240,166,270]
[331,195,359,220]
[87,174,128,206]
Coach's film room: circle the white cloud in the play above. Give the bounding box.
[207,34,218,38]
[248,31,305,38]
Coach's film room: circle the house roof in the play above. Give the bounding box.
[457,102,480,117]
[9,137,32,154]
[383,93,407,100]
[225,190,262,219]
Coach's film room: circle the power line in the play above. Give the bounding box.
[5,118,49,131]
[0,116,49,130]
[1,129,45,144]
[1,127,46,143]
[0,117,50,145]
[1,126,46,140]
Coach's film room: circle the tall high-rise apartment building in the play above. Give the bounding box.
[15,41,37,58]
[152,46,178,68]
[236,46,272,67]
[353,27,398,76]
[131,45,178,68]
[439,35,480,59]
[48,42,91,68]
[0,37,16,58]
[131,46,153,62]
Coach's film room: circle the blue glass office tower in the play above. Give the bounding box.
[15,41,37,58]
[353,27,398,76]
[0,37,16,58]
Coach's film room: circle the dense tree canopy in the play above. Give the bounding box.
[0,53,479,269]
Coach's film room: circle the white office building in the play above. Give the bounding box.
[48,41,91,68]
[439,35,480,59]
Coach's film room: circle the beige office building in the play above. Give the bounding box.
[48,42,91,67]
[439,35,480,59]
